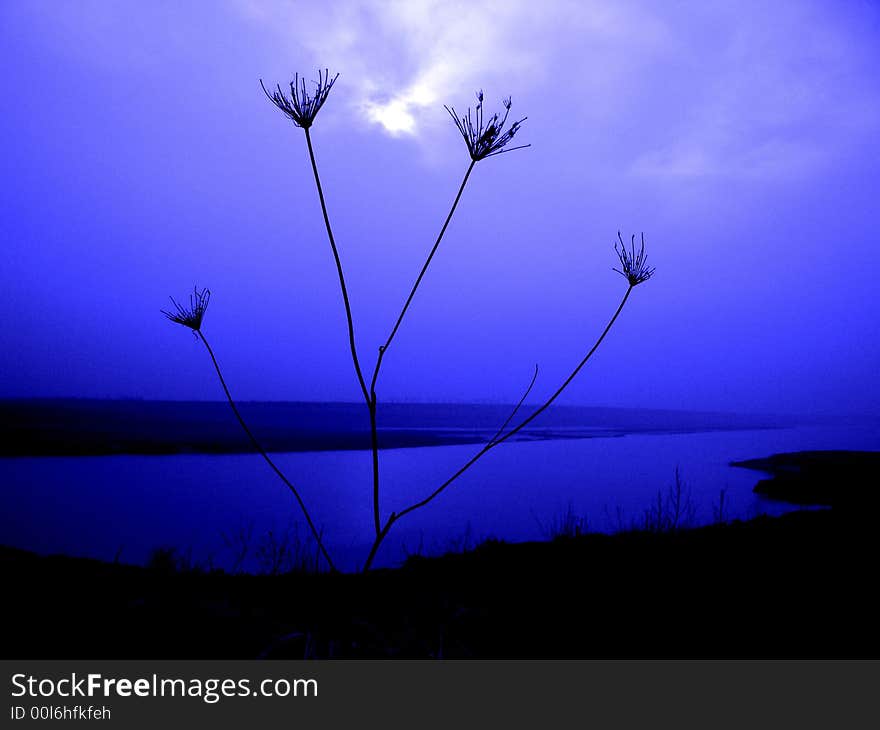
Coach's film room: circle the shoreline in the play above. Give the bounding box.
[1,398,794,457]
[732,450,880,507]
[2,449,878,658]
[2,508,874,658]
[1,424,786,458]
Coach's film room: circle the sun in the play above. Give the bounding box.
[365,83,437,136]
[367,99,417,135]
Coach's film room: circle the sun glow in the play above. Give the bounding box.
[366,99,417,135]
[364,82,438,136]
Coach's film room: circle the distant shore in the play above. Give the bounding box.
[732,449,880,508]
[0,398,790,457]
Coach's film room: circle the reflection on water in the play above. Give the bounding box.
[0,425,877,571]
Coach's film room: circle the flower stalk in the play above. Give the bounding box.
[364,93,529,536]
[361,280,639,572]
[165,72,654,574]
[162,288,336,572]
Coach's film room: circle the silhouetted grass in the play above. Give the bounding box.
[533,502,590,540]
[2,507,874,658]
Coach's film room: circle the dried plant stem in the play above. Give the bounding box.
[304,127,370,405]
[366,159,476,536]
[196,330,336,572]
[370,159,476,393]
[488,364,539,445]
[399,287,633,518]
[368,394,380,536]
[361,285,634,572]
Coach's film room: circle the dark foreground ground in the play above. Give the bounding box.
[2,451,878,658]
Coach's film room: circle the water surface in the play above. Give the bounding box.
[1,423,876,571]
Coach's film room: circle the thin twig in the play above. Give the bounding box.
[398,286,632,520]
[368,395,380,536]
[369,160,476,395]
[303,127,370,405]
[366,159,477,539]
[488,364,539,446]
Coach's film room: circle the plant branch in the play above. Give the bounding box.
[368,395,380,536]
[396,286,632,522]
[369,159,476,395]
[364,160,477,544]
[303,127,370,405]
[487,364,539,446]
[361,518,393,573]
[197,330,337,572]
[360,365,536,572]
[360,285,635,570]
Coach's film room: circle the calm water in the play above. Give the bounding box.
[1,424,876,571]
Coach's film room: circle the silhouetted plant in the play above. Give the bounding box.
[444,521,476,555]
[259,70,338,129]
[256,525,301,576]
[534,502,590,540]
[445,91,529,161]
[712,487,729,525]
[220,520,255,575]
[162,284,336,572]
[164,70,655,572]
[147,545,199,574]
[161,287,210,333]
[613,232,655,286]
[642,467,696,533]
[147,546,180,575]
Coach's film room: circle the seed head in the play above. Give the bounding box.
[162,287,211,332]
[613,232,655,286]
[260,69,339,129]
[445,91,529,161]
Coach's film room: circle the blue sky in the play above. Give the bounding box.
[1,0,879,415]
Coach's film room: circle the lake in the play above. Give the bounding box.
[1,422,876,571]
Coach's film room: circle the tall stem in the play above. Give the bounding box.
[304,127,370,405]
[197,330,336,573]
[369,396,380,536]
[365,160,476,543]
[361,285,634,572]
[361,518,393,574]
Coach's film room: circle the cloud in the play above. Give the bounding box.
[31,0,879,178]
[235,0,669,137]
[627,2,880,179]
